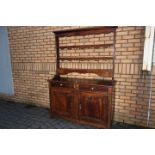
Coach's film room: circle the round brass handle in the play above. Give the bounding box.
[60,83,63,86]
[91,87,94,91]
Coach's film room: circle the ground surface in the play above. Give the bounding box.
[0,100,150,129]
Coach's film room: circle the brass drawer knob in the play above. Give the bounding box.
[91,87,94,91]
[60,83,63,87]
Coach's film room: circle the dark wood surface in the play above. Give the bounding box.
[55,35,60,75]
[57,68,113,77]
[49,26,117,128]
[54,26,116,79]
[54,26,117,37]
[50,77,114,86]
[60,56,113,61]
[79,92,108,125]
[51,88,75,118]
[49,78,113,128]
[60,44,113,50]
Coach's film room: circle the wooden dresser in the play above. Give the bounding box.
[48,27,117,128]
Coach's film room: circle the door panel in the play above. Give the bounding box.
[79,92,108,124]
[51,88,75,117]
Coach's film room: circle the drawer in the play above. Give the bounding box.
[79,84,108,92]
[51,81,74,89]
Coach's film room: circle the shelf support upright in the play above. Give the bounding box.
[110,29,116,126]
[55,34,60,79]
[112,30,116,85]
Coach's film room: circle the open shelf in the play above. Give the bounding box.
[54,26,117,78]
[59,44,113,50]
[60,56,113,61]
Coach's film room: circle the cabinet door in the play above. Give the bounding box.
[79,92,108,125]
[51,88,75,117]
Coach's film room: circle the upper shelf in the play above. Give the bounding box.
[59,44,113,50]
[60,56,113,61]
[54,26,118,37]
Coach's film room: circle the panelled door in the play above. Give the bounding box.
[51,88,75,118]
[78,92,108,126]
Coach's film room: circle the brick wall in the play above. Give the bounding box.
[1,26,155,128]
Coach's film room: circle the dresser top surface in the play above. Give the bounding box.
[49,77,115,86]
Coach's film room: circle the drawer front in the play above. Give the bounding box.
[51,81,73,89]
[79,84,108,92]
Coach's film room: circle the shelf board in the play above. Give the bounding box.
[58,68,113,77]
[60,56,113,61]
[54,26,117,37]
[59,44,113,50]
